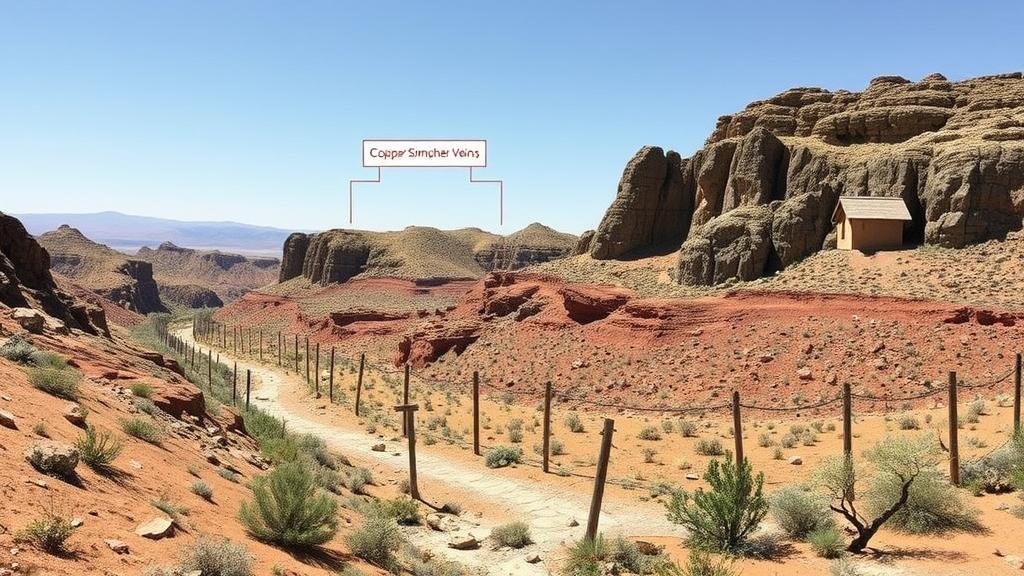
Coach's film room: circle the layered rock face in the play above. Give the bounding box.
[158,284,224,309]
[0,213,107,335]
[280,224,576,285]
[135,242,279,303]
[39,226,167,314]
[581,73,1024,285]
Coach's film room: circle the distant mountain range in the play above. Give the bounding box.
[14,211,303,255]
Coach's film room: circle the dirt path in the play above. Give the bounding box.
[177,327,685,575]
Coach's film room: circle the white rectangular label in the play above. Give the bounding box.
[362,139,487,167]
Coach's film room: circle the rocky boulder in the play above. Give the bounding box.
[676,205,774,285]
[395,320,482,367]
[25,440,79,478]
[559,285,633,324]
[150,379,205,420]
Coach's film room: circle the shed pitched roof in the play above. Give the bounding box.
[831,196,912,223]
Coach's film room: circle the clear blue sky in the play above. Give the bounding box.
[2,1,1022,234]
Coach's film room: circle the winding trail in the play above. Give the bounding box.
[176,327,684,575]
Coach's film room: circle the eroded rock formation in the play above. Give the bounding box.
[582,73,1024,285]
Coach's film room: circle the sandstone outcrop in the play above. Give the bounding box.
[279,224,576,285]
[0,214,107,335]
[584,73,1024,285]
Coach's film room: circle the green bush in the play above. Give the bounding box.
[179,535,254,576]
[238,461,338,549]
[562,535,649,576]
[666,458,767,552]
[694,438,724,456]
[30,350,67,369]
[130,381,154,398]
[485,445,523,468]
[28,367,80,400]
[75,426,123,474]
[133,397,159,416]
[638,426,662,441]
[0,335,38,364]
[533,438,566,456]
[346,515,402,571]
[865,467,980,534]
[120,417,163,444]
[678,420,698,437]
[807,526,845,559]
[490,521,531,549]
[565,412,585,433]
[369,497,420,525]
[345,466,373,494]
[191,481,214,501]
[961,432,1024,493]
[17,511,76,554]
[897,414,919,430]
[770,485,834,539]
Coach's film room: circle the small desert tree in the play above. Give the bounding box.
[238,462,338,549]
[815,435,938,552]
[666,457,768,552]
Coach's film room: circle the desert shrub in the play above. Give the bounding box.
[779,434,797,449]
[33,422,49,437]
[865,467,980,534]
[829,558,861,576]
[75,426,123,474]
[757,433,772,448]
[772,447,784,460]
[346,515,402,571]
[490,521,531,549]
[30,350,67,369]
[666,458,767,552]
[28,367,80,400]
[642,447,657,463]
[243,408,286,444]
[507,418,524,443]
[800,430,818,446]
[345,466,373,494]
[661,419,675,434]
[368,497,420,525]
[694,438,724,456]
[191,481,214,501]
[673,548,737,576]
[179,535,254,576]
[17,510,76,553]
[120,417,163,444]
[961,432,1024,493]
[485,445,523,468]
[218,467,239,482]
[130,381,153,398]
[897,414,919,430]
[770,485,834,538]
[238,461,338,549]
[133,397,159,416]
[151,496,189,524]
[807,526,845,559]
[638,426,662,441]
[562,535,648,576]
[565,412,585,433]
[678,420,698,437]
[533,438,565,456]
[0,335,38,364]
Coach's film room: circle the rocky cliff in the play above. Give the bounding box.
[279,224,576,285]
[0,213,107,335]
[135,242,279,303]
[37,225,167,314]
[581,72,1024,285]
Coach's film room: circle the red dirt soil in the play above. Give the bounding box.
[216,272,1023,414]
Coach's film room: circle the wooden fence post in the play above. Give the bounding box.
[586,418,614,542]
[207,348,212,389]
[329,347,335,403]
[402,363,410,437]
[232,361,237,404]
[355,353,365,416]
[543,382,552,473]
[259,330,263,362]
[1015,353,1022,434]
[278,332,282,367]
[472,371,480,456]
[314,343,321,397]
[732,390,743,464]
[233,326,237,354]
[843,383,852,456]
[948,371,960,486]
[395,403,420,500]
[245,369,251,410]
[305,337,310,383]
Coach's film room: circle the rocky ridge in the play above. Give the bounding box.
[135,242,279,304]
[581,72,1024,285]
[280,223,576,285]
[38,226,167,314]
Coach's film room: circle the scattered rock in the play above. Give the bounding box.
[788,456,803,465]
[797,367,813,381]
[525,553,542,564]
[635,540,663,556]
[135,517,174,540]
[24,440,79,478]
[371,443,386,452]
[63,403,86,427]
[70,518,83,528]
[567,518,579,527]
[11,308,45,334]
[104,539,129,554]
[0,410,16,430]
[448,534,480,550]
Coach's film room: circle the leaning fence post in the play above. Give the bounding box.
[543,382,552,473]
[355,353,365,416]
[948,371,960,486]
[1015,353,1022,434]
[395,403,421,501]
[245,369,251,410]
[586,418,614,542]
[329,347,335,403]
[732,390,743,464]
[314,342,321,397]
[402,363,410,437]
[472,371,480,456]
[843,383,852,456]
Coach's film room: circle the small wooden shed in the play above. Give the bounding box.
[831,196,912,252]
